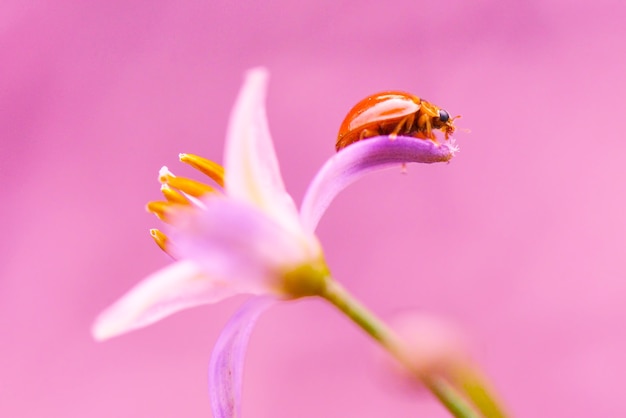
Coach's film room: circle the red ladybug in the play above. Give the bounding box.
[336,91,458,151]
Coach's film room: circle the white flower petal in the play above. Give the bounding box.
[223,67,302,235]
[92,260,239,341]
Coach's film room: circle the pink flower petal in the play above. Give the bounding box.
[209,296,276,418]
[380,312,470,384]
[170,197,322,291]
[300,136,458,232]
[92,260,238,341]
[223,67,302,236]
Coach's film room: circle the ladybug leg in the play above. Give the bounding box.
[359,128,380,141]
[389,114,415,139]
[417,113,438,144]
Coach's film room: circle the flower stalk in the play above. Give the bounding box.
[455,366,508,418]
[319,278,505,418]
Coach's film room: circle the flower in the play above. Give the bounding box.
[376,312,470,388]
[91,67,458,418]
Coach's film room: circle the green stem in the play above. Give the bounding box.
[457,367,508,418]
[319,279,481,418]
[423,376,483,418]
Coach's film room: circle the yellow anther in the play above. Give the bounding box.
[146,201,177,222]
[159,168,215,198]
[179,153,225,187]
[161,184,189,204]
[165,176,215,198]
[149,228,169,253]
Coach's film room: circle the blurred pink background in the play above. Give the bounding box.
[2,0,625,416]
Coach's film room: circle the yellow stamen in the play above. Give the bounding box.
[146,200,177,222]
[149,228,169,253]
[161,184,189,204]
[159,170,216,198]
[179,153,225,187]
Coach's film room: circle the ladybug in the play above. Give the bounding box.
[336,91,458,151]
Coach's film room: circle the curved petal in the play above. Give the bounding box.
[209,296,276,418]
[92,260,239,341]
[300,136,458,232]
[224,67,301,235]
[170,197,322,291]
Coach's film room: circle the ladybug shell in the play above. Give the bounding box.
[337,92,422,150]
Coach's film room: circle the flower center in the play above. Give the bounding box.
[280,259,330,298]
[146,153,225,254]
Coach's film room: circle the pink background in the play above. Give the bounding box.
[2,1,625,417]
